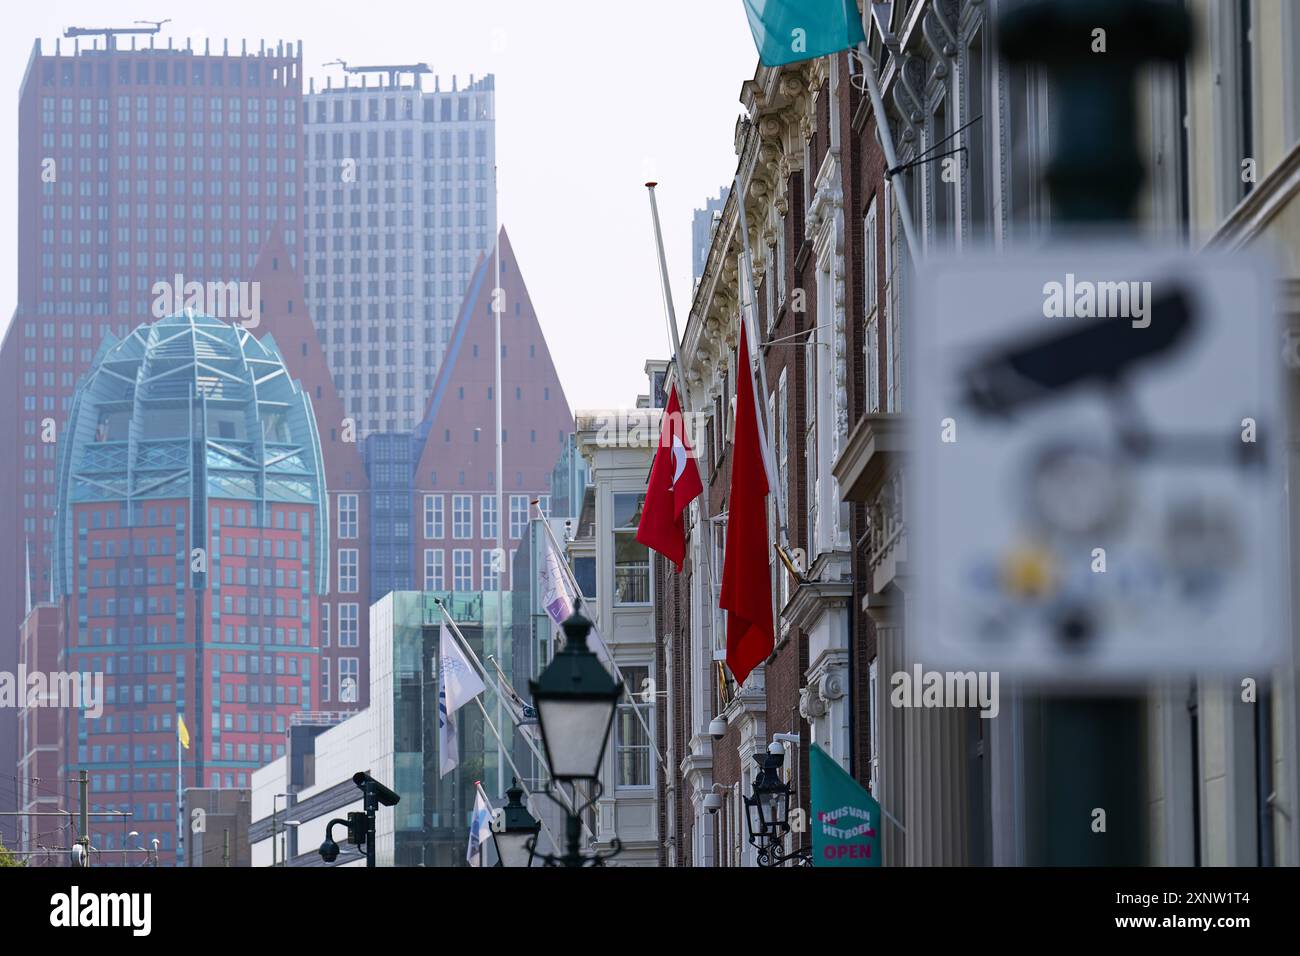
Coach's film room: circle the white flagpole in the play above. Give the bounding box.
[492,167,506,801]
[470,700,563,854]
[534,509,667,773]
[643,183,727,676]
[176,728,181,865]
[853,19,921,265]
[732,172,787,545]
[433,598,590,842]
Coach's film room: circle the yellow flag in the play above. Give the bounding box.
[177,714,190,750]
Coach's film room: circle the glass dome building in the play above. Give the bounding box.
[51,312,329,861]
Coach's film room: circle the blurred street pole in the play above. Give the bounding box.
[998,0,1192,865]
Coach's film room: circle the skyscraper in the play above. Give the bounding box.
[49,312,328,863]
[303,70,496,438]
[0,30,306,843]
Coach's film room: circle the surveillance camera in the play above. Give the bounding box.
[354,771,401,807]
[961,286,1193,418]
[703,793,722,814]
[318,837,340,864]
[709,716,727,740]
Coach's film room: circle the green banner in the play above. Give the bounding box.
[810,744,881,866]
[742,0,867,67]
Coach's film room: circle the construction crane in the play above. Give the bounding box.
[323,59,432,87]
[64,19,170,43]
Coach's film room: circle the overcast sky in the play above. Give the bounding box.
[0,0,759,410]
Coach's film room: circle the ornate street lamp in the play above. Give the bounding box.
[491,779,541,868]
[744,747,811,867]
[527,601,624,866]
[530,602,623,782]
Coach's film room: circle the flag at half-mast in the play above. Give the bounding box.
[719,320,776,686]
[636,384,703,571]
[438,622,485,778]
[467,784,494,866]
[536,511,612,663]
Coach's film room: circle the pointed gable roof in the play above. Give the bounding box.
[250,231,367,490]
[414,227,574,490]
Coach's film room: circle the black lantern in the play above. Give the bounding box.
[525,601,625,867]
[529,602,623,782]
[744,750,792,844]
[492,779,541,868]
[745,747,811,867]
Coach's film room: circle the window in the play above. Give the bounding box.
[321,657,331,704]
[863,197,880,414]
[338,658,359,703]
[452,549,473,590]
[776,369,790,610]
[509,494,528,539]
[573,556,596,600]
[338,603,359,647]
[613,493,649,604]
[424,549,444,591]
[481,494,498,541]
[868,658,880,799]
[452,494,472,539]
[481,548,500,591]
[537,495,551,518]
[616,664,653,788]
[337,494,358,538]
[883,181,903,413]
[804,335,818,555]
[320,603,331,648]
[338,549,358,592]
[424,494,444,538]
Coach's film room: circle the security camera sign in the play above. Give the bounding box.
[909,247,1286,681]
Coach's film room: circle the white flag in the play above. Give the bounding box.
[538,528,612,664]
[467,787,493,866]
[538,527,574,626]
[439,622,485,779]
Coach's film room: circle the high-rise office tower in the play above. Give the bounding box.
[303,70,496,439]
[0,30,306,844]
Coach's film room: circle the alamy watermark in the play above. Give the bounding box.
[1042,272,1152,328]
[151,275,261,328]
[591,408,708,452]
[0,667,103,719]
[890,664,1000,719]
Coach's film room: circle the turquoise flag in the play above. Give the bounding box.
[742,0,868,67]
[810,743,881,866]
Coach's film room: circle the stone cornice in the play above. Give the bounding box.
[832,413,906,504]
[786,561,853,633]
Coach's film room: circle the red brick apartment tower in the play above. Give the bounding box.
[47,313,328,864]
[0,30,305,844]
[411,229,573,594]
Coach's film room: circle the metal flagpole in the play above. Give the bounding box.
[176,727,182,865]
[853,37,922,265]
[492,168,506,801]
[643,183,728,679]
[732,173,789,545]
[534,509,667,773]
[432,598,591,841]
[470,701,563,854]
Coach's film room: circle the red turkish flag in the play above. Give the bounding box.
[720,321,775,686]
[636,384,703,571]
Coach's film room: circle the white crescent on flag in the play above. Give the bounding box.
[670,435,688,489]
